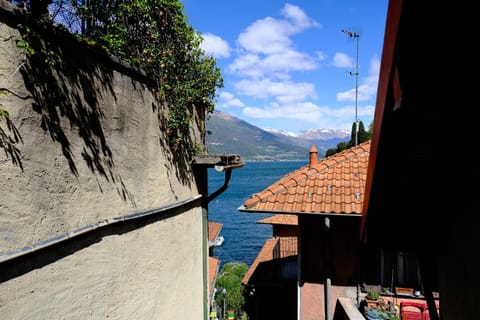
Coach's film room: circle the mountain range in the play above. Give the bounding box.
[205,110,350,161]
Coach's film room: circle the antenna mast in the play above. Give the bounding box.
[341,29,360,147]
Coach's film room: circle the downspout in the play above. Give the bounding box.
[195,160,244,320]
[324,216,332,320]
[201,201,209,320]
[207,167,233,203]
[297,217,302,319]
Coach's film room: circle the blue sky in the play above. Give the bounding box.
[183,0,388,134]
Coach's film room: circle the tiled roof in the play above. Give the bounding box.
[209,256,220,296]
[257,214,298,225]
[242,238,278,285]
[279,236,298,257]
[208,221,223,243]
[242,236,298,285]
[240,141,371,215]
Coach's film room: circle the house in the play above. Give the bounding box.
[361,0,478,319]
[208,220,224,313]
[242,214,298,319]
[242,0,479,319]
[240,142,371,319]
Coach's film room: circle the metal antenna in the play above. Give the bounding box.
[341,29,360,147]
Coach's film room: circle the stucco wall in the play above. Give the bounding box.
[0,2,204,319]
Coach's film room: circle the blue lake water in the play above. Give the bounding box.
[208,161,306,268]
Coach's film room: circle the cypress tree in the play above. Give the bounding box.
[358,121,369,144]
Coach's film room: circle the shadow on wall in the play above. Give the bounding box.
[0,195,201,282]
[17,20,140,205]
[0,3,196,205]
[0,108,23,170]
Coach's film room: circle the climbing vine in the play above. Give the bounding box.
[97,0,223,147]
[16,23,61,66]
[11,0,223,149]
[0,89,22,168]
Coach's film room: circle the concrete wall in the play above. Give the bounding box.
[0,1,204,318]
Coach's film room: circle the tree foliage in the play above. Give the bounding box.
[215,262,248,317]
[10,0,223,148]
[324,120,373,157]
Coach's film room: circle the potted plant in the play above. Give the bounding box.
[365,308,399,320]
[367,290,380,301]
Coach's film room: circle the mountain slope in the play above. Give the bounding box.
[205,111,349,161]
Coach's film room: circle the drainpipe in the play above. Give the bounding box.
[297,218,303,319]
[0,196,202,265]
[193,156,243,320]
[324,216,332,320]
[207,167,233,203]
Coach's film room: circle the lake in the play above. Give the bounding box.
[208,161,306,268]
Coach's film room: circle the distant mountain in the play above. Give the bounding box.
[298,128,350,140]
[205,111,350,161]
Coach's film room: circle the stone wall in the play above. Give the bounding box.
[0,1,204,318]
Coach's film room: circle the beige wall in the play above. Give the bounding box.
[0,2,205,318]
[1,208,203,319]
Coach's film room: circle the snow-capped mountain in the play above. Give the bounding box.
[205,110,350,161]
[298,128,351,140]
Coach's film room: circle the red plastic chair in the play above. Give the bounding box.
[400,301,424,320]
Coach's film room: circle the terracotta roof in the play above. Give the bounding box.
[239,141,371,215]
[257,214,298,225]
[242,238,278,285]
[208,256,220,296]
[242,236,298,285]
[208,221,223,243]
[278,236,297,257]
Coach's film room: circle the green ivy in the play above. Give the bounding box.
[16,23,61,66]
[16,0,223,150]
[0,89,8,120]
[95,0,223,147]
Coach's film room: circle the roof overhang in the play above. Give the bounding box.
[192,153,244,170]
[361,0,476,251]
[238,206,363,218]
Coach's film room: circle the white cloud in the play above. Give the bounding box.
[316,51,327,61]
[229,50,317,79]
[243,101,322,122]
[200,33,231,58]
[241,100,372,130]
[230,4,320,79]
[237,18,292,55]
[218,92,245,108]
[281,3,321,31]
[336,57,380,102]
[234,79,317,102]
[333,52,353,68]
[211,4,379,132]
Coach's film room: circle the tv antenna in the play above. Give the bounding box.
[341,29,360,147]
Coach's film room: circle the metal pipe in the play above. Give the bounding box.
[202,163,242,320]
[324,216,332,320]
[0,195,202,264]
[297,217,303,319]
[207,163,244,204]
[341,29,360,147]
[202,205,209,320]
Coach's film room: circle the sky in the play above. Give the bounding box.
[182,0,388,134]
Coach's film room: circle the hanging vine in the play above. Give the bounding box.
[11,0,223,149]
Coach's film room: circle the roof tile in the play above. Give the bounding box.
[208,221,223,242]
[240,141,370,215]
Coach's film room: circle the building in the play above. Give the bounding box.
[240,142,370,319]
[0,2,243,319]
[241,0,479,319]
